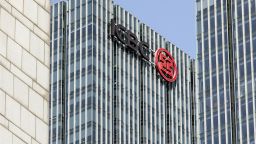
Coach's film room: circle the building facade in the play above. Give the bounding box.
[196,0,256,143]
[50,0,195,144]
[0,0,51,144]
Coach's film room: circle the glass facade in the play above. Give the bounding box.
[50,0,195,144]
[196,0,256,143]
[50,1,67,143]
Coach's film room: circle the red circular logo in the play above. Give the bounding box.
[155,48,178,82]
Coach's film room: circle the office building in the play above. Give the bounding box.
[0,0,51,144]
[50,0,195,144]
[196,0,256,143]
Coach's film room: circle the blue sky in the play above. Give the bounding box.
[51,0,196,57]
[114,0,196,58]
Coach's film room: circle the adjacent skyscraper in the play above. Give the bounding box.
[0,0,51,144]
[50,0,195,144]
[196,0,256,143]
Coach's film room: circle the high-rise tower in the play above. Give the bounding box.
[196,0,256,143]
[50,0,195,144]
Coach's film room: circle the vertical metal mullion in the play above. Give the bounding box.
[84,0,88,143]
[123,11,127,144]
[149,28,153,144]
[165,81,170,143]
[61,2,67,144]
[73,0,77,143]
[248,0,256,143]
[171,44,174,144]
[157,34,161,144]
[78,0,83,143]
[123,14,126,144]
[131,16,135,144]
[247,0,255,143]
[144,25,148,143]
[227,0,236,143]
[190,59,196,144]
[153,32,157,144]
[136,21,140,143]
[108,1,113,144]
[179,49,182,143]
[139,26,144,144]
[241,0,248,143]
[99,0,104,142]
[207,1,214,143]
[119,8,123,144]
[201,0,207,142]
[112,6,117,144]
[57,3,60,143]
[174,46,178,143]
[184,54,187,144]
[50,4,55,144]
[67,0,71,143]
[93,0,99,142]
[127,13,131,144]
[214,0,221,143]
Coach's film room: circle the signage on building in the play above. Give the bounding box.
[110,20,149,60]
[110,20,177,83]
[155,48,177,82]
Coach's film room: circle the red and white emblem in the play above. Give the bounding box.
[155,48,178,83]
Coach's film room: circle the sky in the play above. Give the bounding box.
[51,0,196,57]
[114,0,196,58]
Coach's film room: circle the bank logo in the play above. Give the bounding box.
[155,48,178,82]
[109,20,178,82]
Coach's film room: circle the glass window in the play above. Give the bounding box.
[241,104,246,118]
[219,90,224,107]
[248,99,253,115]
[242,123,247,141]
[214,133,218,143]
[88,1,92,15]
[212,94,217,110]
[249,120,254,140]
[206,97,211,112]
[220,112,225,127]
[213,115,218,130]
[221,133,225,143]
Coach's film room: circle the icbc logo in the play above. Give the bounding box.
[109,19,178,83]
[155,48,178,83]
